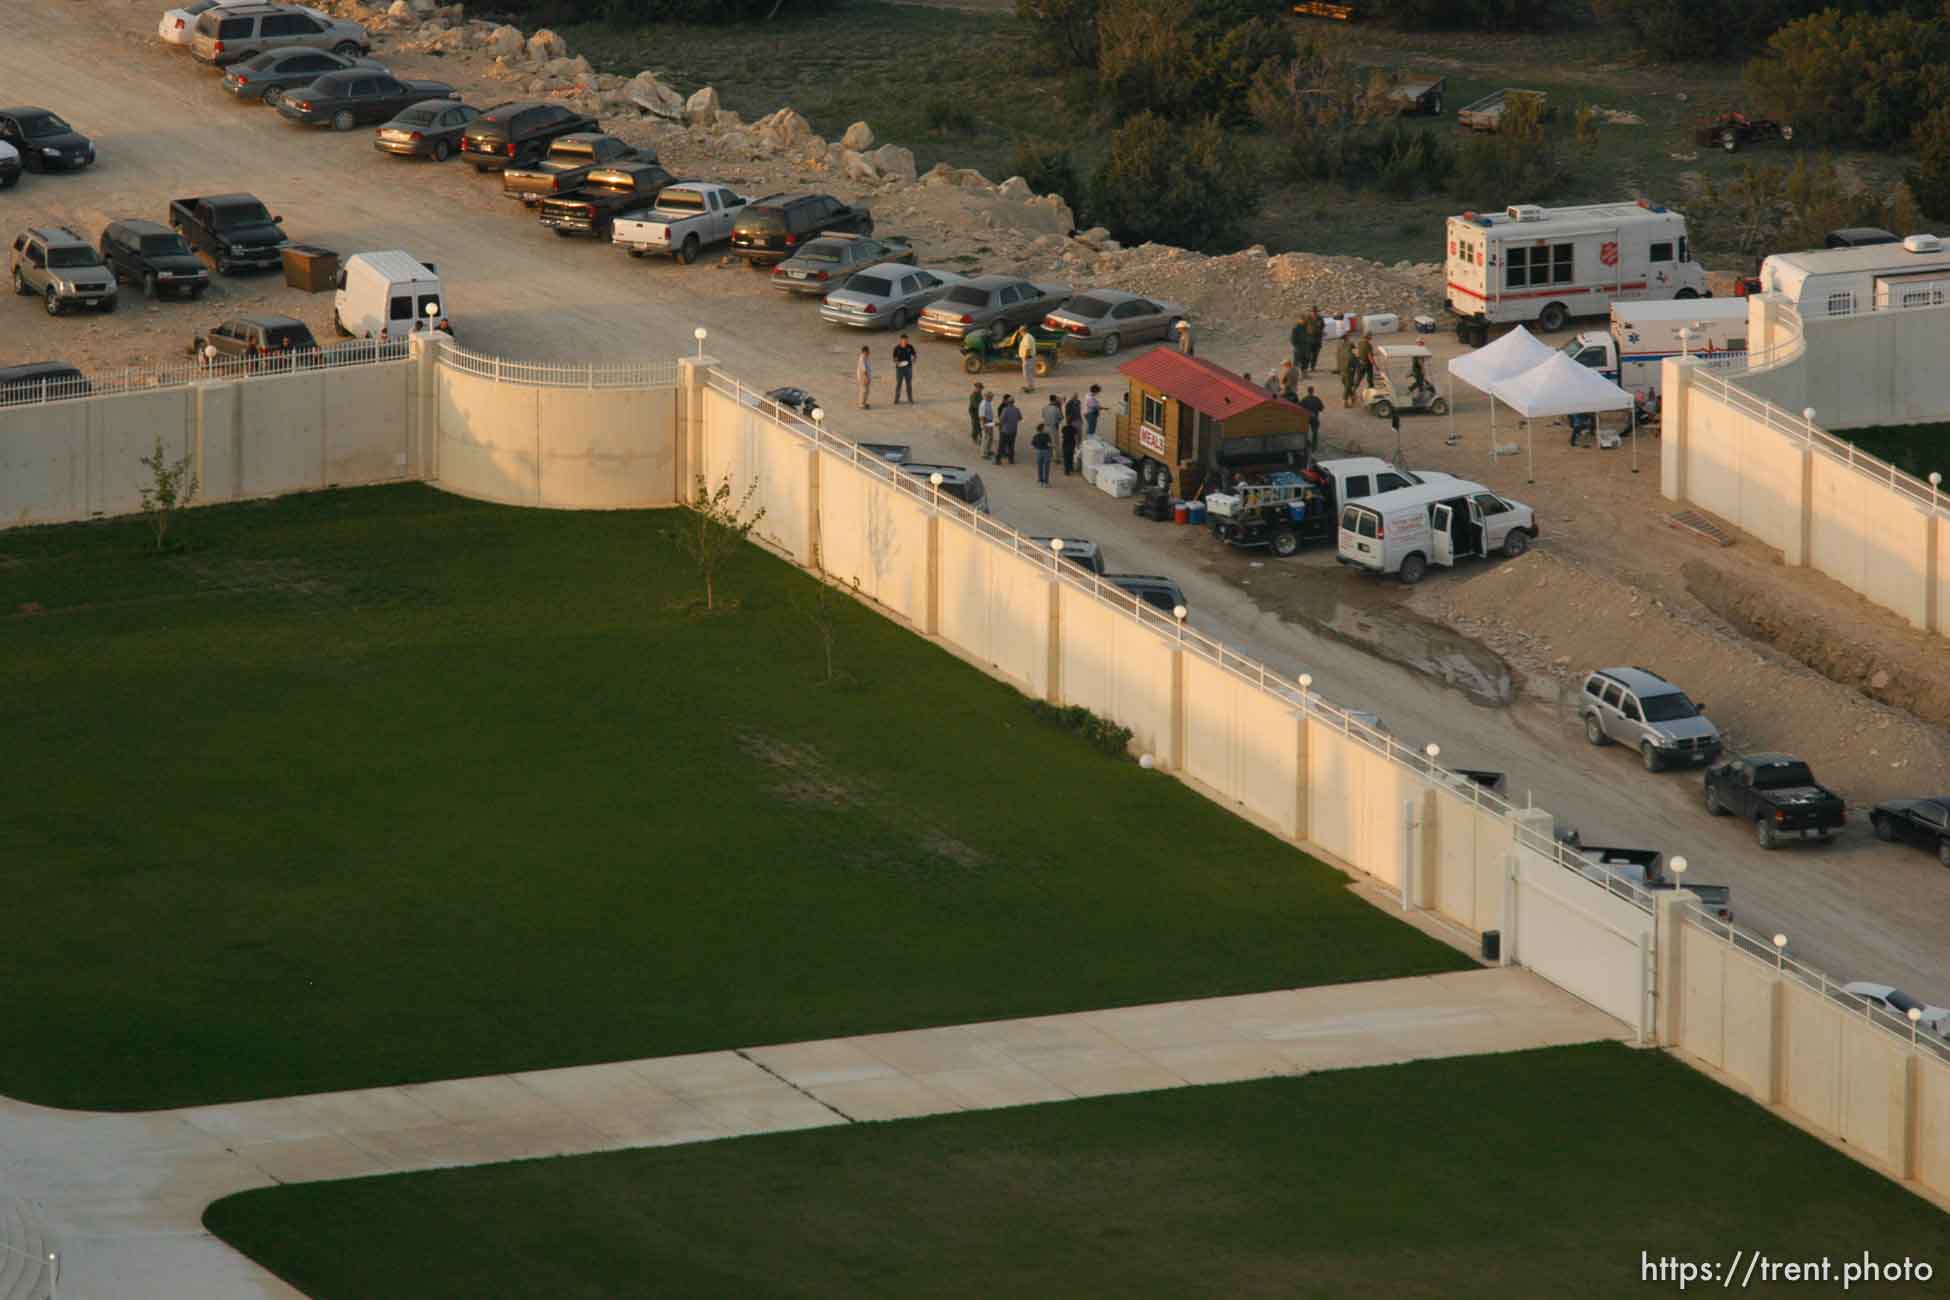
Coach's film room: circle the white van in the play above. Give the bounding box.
[1336,478,1537,584]
[332,250,448,341]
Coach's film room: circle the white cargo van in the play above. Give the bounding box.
[1559,298,1749,395]
[1446,200,1708,338]
[333,250,447,341]
[1337,478,1537,584]
[1755,233,1950,318]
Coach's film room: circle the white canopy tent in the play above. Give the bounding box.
[1441,325,1558,452]
[1486,350,1635,482]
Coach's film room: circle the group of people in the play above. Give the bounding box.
[853,334,921,409]
[967,382,1104,486]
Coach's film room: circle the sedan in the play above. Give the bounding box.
[1841,982,1950,1037]
[222,48,383,106]
[373,100,482,162]
[277,73,458,132]
[1044,288,1187,356]
[0,108,94,173]
[919,274,1070,341]
[1871,796,1950,867]
[820,266,966,331]
[770,234,914,296]
[159,0,244,45]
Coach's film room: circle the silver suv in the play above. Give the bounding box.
[1579,666,1721,772]
[11,227,117,316]
[191,3,368,66]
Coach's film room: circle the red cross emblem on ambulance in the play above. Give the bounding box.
[1599,241,1619,268]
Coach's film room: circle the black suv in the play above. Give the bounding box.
[0,361,88,406]
[730,193,873,267]
[100,220,210,300]
[0,107,94,173]
[460,101,599,172]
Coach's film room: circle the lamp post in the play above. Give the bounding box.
[1424,741,1440,777]
[1910,1005,1924,1046]
[1802,406,1817,429]
[1297,672,1312,717]
[1173,603,1188,645]
[810,406,825,432]
[1773,932,1788,971]
[693,325,708,358]
[1669,855,1687,899]
[1677,327,1692,361]
[929,470,944,512]
[1049,535,1065,575]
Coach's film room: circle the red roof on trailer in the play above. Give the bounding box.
[1117,349,1300,421]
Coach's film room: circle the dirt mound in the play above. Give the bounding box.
[1415,550,1950,807]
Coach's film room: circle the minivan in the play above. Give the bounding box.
[1336,478,1536,584]
[333,249,446,340]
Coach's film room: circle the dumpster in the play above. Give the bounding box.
[282,244,338,293]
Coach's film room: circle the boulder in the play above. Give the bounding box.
[527,28,568,62]
[840,149,880,182]
[386,0,416,23]
[1076,225,1112,249]
[840,120,874,152]
[716,109,743,131]
[1025,192,1076,233]
[544,55,592,82]
[920,162,957,187]
[955,168,994,191]
[996,175,1033,201]
[407,0,438,13]
[755,107,814,151]
[869,143,916,182]
[685,85,720,126]
[484,24,523,58]
[627,70,686,120]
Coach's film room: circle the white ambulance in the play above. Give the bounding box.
[1559,298,1750,396]
[1446,201,1709,340]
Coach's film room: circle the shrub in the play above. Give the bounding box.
[1690,156,1923,262]
[1095,0,1291,127]
[1015,0,1100,69]
[1009,140,1084,212]
[1087,111,1261,253]
[1907,105,1950,221]
[1247,43,1396,184]
[1449,93,1565,200]
[924,97,976,135]
[1026,699,1134,757]
[1744,9,1949,149]
[1378,0,1553,30]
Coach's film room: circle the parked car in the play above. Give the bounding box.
[0,108,95,174]
[277,72,457,131]
[99,219,210,300]
[190,314,320,368]
[612,181,748,262]
[10,227,118,316]
[460,101,599,171]
[1703,753,1847,849]
[372,100,480,161]
[191,2,367,65]
[1043,289,1186,356]
[162,0,321,44]
[332,249,444,340]
[0,361,88,406]
[1692,111,1791,153]
[1870,796,1950,867]
[1105,573,1187,616]
[896,462,988,513]
[770,233,914,296]
[755,385,818,418]
[538,162,674,237]
[169,193,288,273]
[730,193,874,267]
[819,265,966,331]
[501,133,645,205]
[1841,983,1950,1037]
[0,140,17,189]
[920,275,1072,341]
[1578,666,1722,771]
[1026,536,1108,576]
[221,47,381,106]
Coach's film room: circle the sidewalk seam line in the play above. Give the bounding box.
[733,1050,857,1124]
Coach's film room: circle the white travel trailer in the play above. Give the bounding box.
[1755,233,1950,318]
[1445,201,1709,338]
[332,250,447,341]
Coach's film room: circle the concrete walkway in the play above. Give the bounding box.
[0,968,1625,1300]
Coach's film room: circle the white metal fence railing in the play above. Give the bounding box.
[0,339,409,410]
[437,341,678,389]
[1680,901,1950,1066]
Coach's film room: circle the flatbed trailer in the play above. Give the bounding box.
[1457,88,1548,133]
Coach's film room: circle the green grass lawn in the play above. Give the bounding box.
[204,1042,1950,1300]
[1835,421,1950,481]
[0,485,1468,1110]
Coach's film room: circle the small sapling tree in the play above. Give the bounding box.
[677,472,765,611]
[139,436,198,552]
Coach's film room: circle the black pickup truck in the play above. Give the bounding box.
[168,193,287,273]
[537,161,673,237]
[1704,753,1847,849]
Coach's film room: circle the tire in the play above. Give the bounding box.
[1720,128,1739,152]
[331,109,355,132]
[678,234,699,265]
[1371,398,1393,419]
[1756,818,1781,850]
[887,306,907,330]
[333,309,351,338]
[333,41,362,57]
[552,228,574,238]
[0,171,14,189]
[432,139,451,162]
[1270,526,1302,558]
[45,287,61,317]
[144,271,158,299]
[1034,355,1052,377]
[190,285,206,299]
[1502,528,1530,558]
[12,268,26,296]
[1101,332,1120,357]
[1873,814,1895,842]
[1429,396,1449,416]
[859,218,875,236]
[1938,838,1950,868]
[1704,782,1725,815]
[1584,715,1609,747]
[1538,302,1569,333]
[962,353,983,374]
[1675,288,1699,299]
[1641,742,1664,773]
[263,87,284,108]
[1398,552,1427,585]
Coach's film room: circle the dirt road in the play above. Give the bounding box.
[7,0,1946,1009]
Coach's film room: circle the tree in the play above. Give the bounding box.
[1246,42,1397,184]
[793,568,859,685]
[1745,10,1949,149]
[1909,104,1950,220]
[676,473,765,611]
[1015,0,1099,68]
[1088,112,1261,252]
[1095,0,1292,126]
[138,437,198,552]
[1691,156,1923,262]
[1008,140,1084,213]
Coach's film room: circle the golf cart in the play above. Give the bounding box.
[1362,343,1448,419]
[961,324,1062,376]
[1206,471,1334,558]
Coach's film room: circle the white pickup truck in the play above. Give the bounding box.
[611,181,749,263]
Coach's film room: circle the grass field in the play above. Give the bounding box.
[203,1042,1950,1300]
[0,485,1469,1110]
[1838,421,1950,481]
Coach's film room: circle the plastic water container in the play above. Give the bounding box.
[1079,436,1111,476]
[1188,500,1207,525]
[1414,314,1437,334]
[1322,314,1353,341]
[1173,501,1190,525]
[1096,464,1138,498]
[1363,312,1402,335]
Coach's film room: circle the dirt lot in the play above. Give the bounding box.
[7,0,1950,1006]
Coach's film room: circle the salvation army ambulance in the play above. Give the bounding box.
[1446,200,1709,341]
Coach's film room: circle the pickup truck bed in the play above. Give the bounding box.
[1457,89,1548,132]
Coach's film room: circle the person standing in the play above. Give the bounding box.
[1340,336,1359,409]
[1356,332,1376,391]
[1334,332,1354,404]
[1031,421,1054,485]
[1017,328,1038,392]
[997,394,1022,464]
[1303,307,1325,376]
[855,345,873,409]
[1084,384,1102,441]
[1289,316,1307,371]
[1061,403,1081,476]
[1176,319,1195,356]
[1278,358,1298,401]
[1039,393,1062,457]
[1299,385,1325,453]
[892,333,916,405]
[967,381,985,447]
[979,387,998,459]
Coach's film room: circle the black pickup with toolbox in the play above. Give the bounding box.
[1704,753,1847,849]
